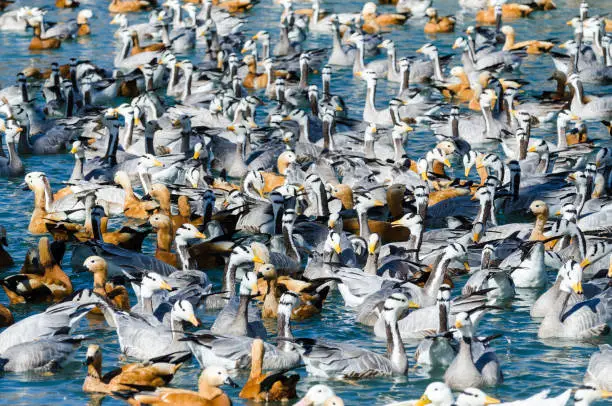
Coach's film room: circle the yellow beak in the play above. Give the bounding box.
[566,20,572,25]
[258,188,265,198]
[153,160,164,167]
[335,105,344,112]
[195,232,207,239]
[189,315,200,327]
[484,395,501,405]
[252,34,259,40]
[193,151,200,159]
[355,71,362,77]
[464,262,470,271]
[554,210,561,216]
[571,282,583,294]
[473,232,480,242]
[408,300,420,309]
[160,281,173,291]
[368,243,376,255]
[415,395,431,406]
[601,390,612,398]
[464,166,472,177]
[421,172,429,181]
[70,147,78,154]
[443,159,451,168]
[452,43,458,49]
[559,43,566,48]
[455,320,463,328]
[134,117,141,126]
[528,146,537,152]
[253,255,265,264]
[579,258,591,268]
[373,200,384,207]
[227,125,236,131]
[416,47,423,53]
[328,220,336,229]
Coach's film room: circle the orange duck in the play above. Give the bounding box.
[424,8,456,34]
[83,344,183,395]
[501,25,555,54]
[149,213,178,268]
[361,2,407,31]
[242,54,269,89]
[130,366,236,406]
[82,256,131,311]
[108,0,156,13]
[476,4,533,24]
[239,339,299,402]
[260,151,298,193]
[0,237,72,304]
[114,171,160,219]
[215,0,253,13]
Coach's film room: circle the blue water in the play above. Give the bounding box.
[0,0,611,404]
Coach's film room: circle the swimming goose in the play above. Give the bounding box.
[298,292,411,378]
[444,311,503,389]
[568,73,612,120]
[0,334,86,373]
[348,33,388,79]
[0,123,25,177]
[82,344,183,394]
[538,260,611,339]
[41,9,93,39]
[210,271,267,338]
[0,296,98,354]
[100,299,199,361]
[184,291,301,371]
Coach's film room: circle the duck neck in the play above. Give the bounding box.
[299,62,308,89]
[283,224,300,262]
[157,223,174,253]
[92,269,107,297]
[503,32,516,50]
[364,252,378,275]
[223,258,238,298]
[424,254,451,299]
[431,53,444,81]
[530,210,548,240]
[71,154,84,181]
[384,311,407,374]
[399,67,410,94]
[438,302,448,333]
[357,207,371,240]
[170,312,185,343]
[182,72,192,100]
[365,81,377,115]
[388,48,398,74]
[481,105,494,138]
[277,309,293,350]
[86,359,102,381]
[557,121,568,150]
[176,238,192,271]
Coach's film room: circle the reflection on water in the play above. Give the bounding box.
[0,0,611,404]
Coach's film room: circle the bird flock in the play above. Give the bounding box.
[0,0,611,404]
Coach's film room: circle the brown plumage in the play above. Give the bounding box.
[82,256,130,311]
[29,25,61,50]
[108,0,156,13]
[476,4,533,23]
[424,8,455,33]
[82,344,181,394]
[215,0,253,13]
[115,171,160,219]
[0,237,72,304]
[501,26,555,54]
[149,213,178,268]
[239,339,299,402]
[0,303,13,327]
[242,55,268,89]
[130,31,165,55]
[130,366,235,406]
